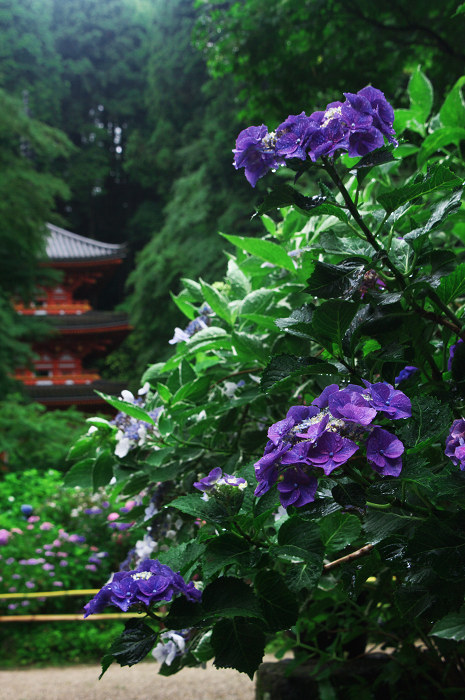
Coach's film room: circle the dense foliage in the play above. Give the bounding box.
[0,469,139,666]
[64,73,465,695]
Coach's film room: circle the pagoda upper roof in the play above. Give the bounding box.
[46,223,126,262]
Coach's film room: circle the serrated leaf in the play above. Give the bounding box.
[232,330,269,363]
[312,299,359,345]
[306,259,366,299]
[364,509,414,545]
[260,354,338,393]
[221,233,295,272]
[431,612,465,641]
[377,164,462,213]
[211,619,265,678]
[100,619,157,678]
[404,188,463,245]
[202,578,264,621]
[319,511,361,555]
[331,483,366,509]
[275,305,314,339]
[257,184,348,222]
[436,262,465,305]
[202,534,251,578]
[255,570,298,631]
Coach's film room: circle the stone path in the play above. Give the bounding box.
[0,661,255,700]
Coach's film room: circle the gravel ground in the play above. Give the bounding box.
[0,661,256,700]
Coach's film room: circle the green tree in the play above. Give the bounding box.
[194,0,465,123]
[0,87,72,393]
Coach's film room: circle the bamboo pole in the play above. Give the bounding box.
[0,589,99,599]
[0,613,145,622]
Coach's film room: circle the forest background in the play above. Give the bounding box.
[1,0,464,471]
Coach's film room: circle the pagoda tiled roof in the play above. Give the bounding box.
[46,223,126,262]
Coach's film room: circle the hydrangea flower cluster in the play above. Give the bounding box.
[112,390,162,459]
[233,87,397,186]
[255,381,411,508]
[83,559,201,617]
[445,419,465,470]
[169,304,213,345]
[194,467,247,501]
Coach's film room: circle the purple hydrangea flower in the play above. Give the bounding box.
[193,467,247,492]
[275,112,319,160]
[233,125,284,187]
[366,427,404,476]
[328,388,377,426]
[20,504,33,517]
[234,86,397,185]
[277,467,318,508]
[83,559,201,617]
[307,431,359,475]
[362,381,411,419]
[311,384,340,410]
[395,366,418,385]
[448,339,464,370]
[445,419,465,469]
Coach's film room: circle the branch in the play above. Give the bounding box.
[323,543,374,572]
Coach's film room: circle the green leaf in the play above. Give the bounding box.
[440,76,465,129]
[404,188,463,245]
[418,127,465,167]
[99,619,157,678]
[169,493,230,523]
[306,259,366,299]
[184,326,233,355]
[211,618,265,678]
[436,262,465,305]
[202,534,252,578]
[331,483,366,509]
[221,233,295,272]
[257,185,348,222]
[431,612,465,641]
[156,383,172,403]
[312,299,359,345]
[92,449,115,490]
[377,164,462,213]
[255,570,298,631]
[94,391,156,425]
[157,541,206,577]
[202,578,264,621]
[64,458,94,488]
[364,509,414,545]
[278,516,324,556]
[261,354,338,393]
[232,330,269,364]
[240,289,277,315]
[226,259,251,297]
[408,67,434,123]
[200,279,233,324]
[319,511,361,555]
[275,305,314,339]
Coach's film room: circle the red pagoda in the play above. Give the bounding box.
[14,223,131,411]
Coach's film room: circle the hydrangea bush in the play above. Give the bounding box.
[67,71,465,693]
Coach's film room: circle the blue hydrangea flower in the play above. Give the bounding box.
[83,559,201,617]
